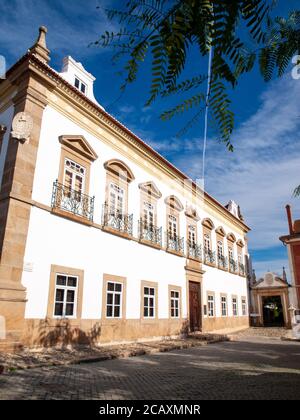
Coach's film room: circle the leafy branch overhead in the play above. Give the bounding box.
[93,1,272,150]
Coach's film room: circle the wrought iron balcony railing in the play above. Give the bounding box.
[239,262,245,276]
[187,243,202,260]
[138,221,162,247]
[218,255,228,270]
[229,258,238,273]
[166,232,184,254]
[51,180,95,222]
[101,203,133,236]
[203,249,216,265]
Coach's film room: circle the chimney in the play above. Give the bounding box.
[286,204,294,235]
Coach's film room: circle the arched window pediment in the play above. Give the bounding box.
[165,195,184,212]
[202,218,215,230]
[215,226,226,237]
[236,239,244,248]
[104,159,135,183]
[227,233,237,243]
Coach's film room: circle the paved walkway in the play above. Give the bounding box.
[1,337,300,400]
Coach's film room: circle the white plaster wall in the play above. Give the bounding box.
[202,264,249,318]
[23,104,248,321]
[0,105,14,185]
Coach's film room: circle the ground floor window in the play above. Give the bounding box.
[143,286,155,318]
[207,294,215,317]
[221,295,227,316]
[232,296,238,316]
[170,290,180,318]
[241,297,247,316]
[54,274,78,317]
[106,282,122,318]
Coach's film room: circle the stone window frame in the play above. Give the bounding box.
[220,293,228,317]
[185,207,200,247]
[138,181,162,228]
[215,226,226,256]
[241,296,247,316]
[57,135,98,196]
[47,264,84,320]
[102,274,127,321]
[165,195,184,239]
[232,294,238,317]
[236,239,245,268]
[140,280,158,321]
[207,291,215,318]
[227,233,236,259]
[104,159,135,215]
[202,218,215,251]
[168,285,182,319]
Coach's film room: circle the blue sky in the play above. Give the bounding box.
[1,0,300,279]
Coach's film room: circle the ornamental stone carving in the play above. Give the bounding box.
[11,112,33,143]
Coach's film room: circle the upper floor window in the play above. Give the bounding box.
[202,218,215,254]
[64,158,85,196]
[143,201,154,230]
[228,246,234,260]
[165,196,183,240]
[103,160,135,235]
[109,183,125,216]
[52,135,97,222]
[169,214,178,239]
[138,182,162,246]
[204,234,211,252]
[188,225,196,248]
[54,274,78,318]
[217,240,223,258]
[74,77,87,94]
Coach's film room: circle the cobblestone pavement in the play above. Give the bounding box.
[1,337,300,400]
[230,327,290,339]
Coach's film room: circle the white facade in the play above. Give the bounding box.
[0,50,250,346]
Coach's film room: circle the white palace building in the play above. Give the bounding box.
[0,28,250,350]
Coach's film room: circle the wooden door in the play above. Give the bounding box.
[189,281,201,331]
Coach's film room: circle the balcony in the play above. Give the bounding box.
[218,255,228,270]
[239,262,246,276]
[187,243,202,261]
[203,249,216,266]
[102,204,133,237]
[51,180,94,223]
[138,221,162,248]
[166,232,184,256]
[229,258,238,274]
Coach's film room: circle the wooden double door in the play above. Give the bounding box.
[189,281,202,332]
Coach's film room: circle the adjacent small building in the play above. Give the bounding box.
[249,270,290,328]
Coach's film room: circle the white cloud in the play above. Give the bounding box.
[146,76,300,275]
[0,0,115,66]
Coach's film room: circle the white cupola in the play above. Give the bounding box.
[59,56,104,109]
